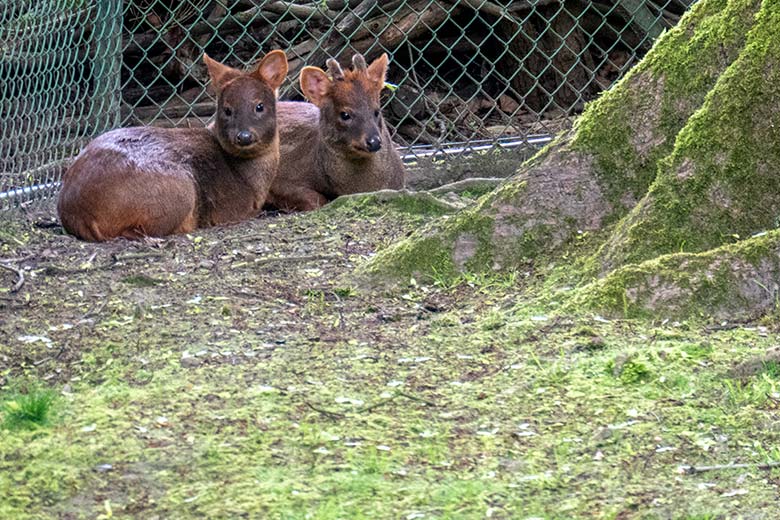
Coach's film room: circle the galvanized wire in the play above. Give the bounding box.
[1,0,694,211]
[1,0,121,211]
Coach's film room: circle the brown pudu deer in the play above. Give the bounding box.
[58,50,288,241]
[268,53,405,211]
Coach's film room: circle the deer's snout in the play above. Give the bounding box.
[366,135,382,153]
[236,130,254,147]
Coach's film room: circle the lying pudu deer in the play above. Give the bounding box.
[268,53,405,211]
[58,50,288,241]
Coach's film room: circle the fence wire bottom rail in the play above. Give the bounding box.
[0,134,553,210]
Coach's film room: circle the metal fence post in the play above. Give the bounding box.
[92,0,123,134]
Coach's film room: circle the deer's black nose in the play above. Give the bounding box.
[366,135,382,152]
[236,131,254,146]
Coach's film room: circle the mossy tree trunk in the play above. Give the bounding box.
[362,0,780,320]
[594,0,780,271]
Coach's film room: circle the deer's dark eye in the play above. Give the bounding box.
[374,110,380,119]
[256,103,264,113]
[223,107,233,117]
[340,111,351,121]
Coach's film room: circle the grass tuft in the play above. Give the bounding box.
[760,360,780,379]
[2,388,57,430]
[606,354,653,384]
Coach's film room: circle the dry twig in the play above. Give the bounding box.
[304,401,346,420]
[680,461,780,475]
[0,262,25,293]
[356,390,438,414]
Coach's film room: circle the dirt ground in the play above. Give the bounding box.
[2,190,780,519]
[0,158,516,392]
[0,196,464,385]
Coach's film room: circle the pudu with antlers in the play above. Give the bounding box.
[58,50,288,241]
[268,53,406,211]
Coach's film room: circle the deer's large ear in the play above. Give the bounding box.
[203,54,241,91]
[300,66,331,106]
[366,53,389,92]
[252,50,289,93]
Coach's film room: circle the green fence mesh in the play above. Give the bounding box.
[1,0,695,211]
[1,0,121,211]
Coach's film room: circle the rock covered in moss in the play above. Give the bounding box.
[573,230,780,320]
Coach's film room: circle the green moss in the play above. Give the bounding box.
[384,194,451,216]
[574,230,780,320]
[646,0,761,110]
[324,191,456,217]
[572,0,760,221]
[8,197,780,517]
[597,0,780,269]
[11,157,780,518]
[362,232,456,281]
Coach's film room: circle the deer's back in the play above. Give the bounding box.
[58,126,272,240]
[275,101,326,188]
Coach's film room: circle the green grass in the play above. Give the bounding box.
[3,201,780,519]
[2,387,57,430]
[4,310,780,518]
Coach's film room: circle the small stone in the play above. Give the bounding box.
[180,354,202,368]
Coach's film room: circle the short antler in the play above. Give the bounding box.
[326,58,345,81]
[351,54,368,72]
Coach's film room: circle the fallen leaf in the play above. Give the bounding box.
[721,489,748,497]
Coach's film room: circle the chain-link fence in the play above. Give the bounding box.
[1,1,121,211]
[1,0,695,211]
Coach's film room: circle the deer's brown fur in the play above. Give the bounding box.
[58,50,288,241]
[268,53,405,211]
